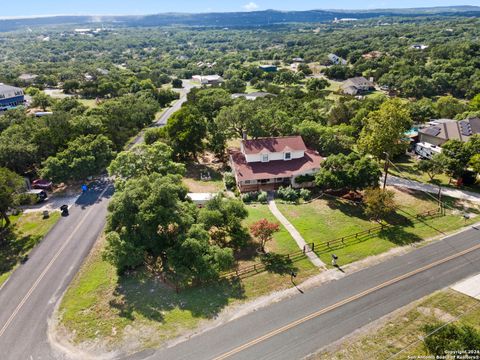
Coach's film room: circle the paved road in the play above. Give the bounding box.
[130,80,196,146]
[0,181,113,360]
[134,225,480,360]
[387,174,480,204]
[0,84,194,359]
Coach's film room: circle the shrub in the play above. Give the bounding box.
[241,191,259,203]
[223,172,236,190]
[295,174,315,184]
[277,186,299,203]
[299,188,311,200]
[257,191,268,203]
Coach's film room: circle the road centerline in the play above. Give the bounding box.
[213,242,480,360]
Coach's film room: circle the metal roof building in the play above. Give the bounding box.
[0,84,25,109]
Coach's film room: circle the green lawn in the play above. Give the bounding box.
[78,98,98,108]
[0,211,60,287]
[390,155,480,194]
[277,187,479,266]
[58,205,320,351]
[314,289,480,359]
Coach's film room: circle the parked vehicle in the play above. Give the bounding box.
[32,179,53,190]
[414,142,442,160]
[26,189,48,203]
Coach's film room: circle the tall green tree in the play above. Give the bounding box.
[0,168,24,228]
[358,99,412,158]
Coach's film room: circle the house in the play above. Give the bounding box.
[231,92,276,101]
[418,118,480,146]
[292,57,304,63]
[341,77,375,95]
[259,65,278,73]
[0,84,25,110]
[192,75,224,85]
[327,53,347,65]
[229,136,324,193]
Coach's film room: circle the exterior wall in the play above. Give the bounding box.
[244,150,304,163]
[418,133,446,147]
[0,95,24,107]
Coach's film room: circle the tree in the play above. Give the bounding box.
[250,219,280,253]
[363,188,397,221]
[470,94,480,111]
[295,121,355,156]
[423,323,480,357]
[108,141,185,183]
[31,92,53,111]
[306,78,329,93]
[0,168,24,229]
[469,153,480,174]
[436,95,467,119]
[163,106,207,159]
[171,78,183,88]
[40,134,115,183]
[358,99,412,158]
[315,153,381,191]
[416,155,445,181]
[223,77,246,93]
[441,139,472,179]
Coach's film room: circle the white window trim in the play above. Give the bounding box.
[284,152,292,160]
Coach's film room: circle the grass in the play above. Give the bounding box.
[390,155,480,194]
[78,98,98,108]
[182,162,225,193]
[58,204,320,351]
[277,187,479,266]
[313,289,480,359]
[0,211,60,287]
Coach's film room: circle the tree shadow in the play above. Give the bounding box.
[0,228,34,275]
[260,252,297,275]
[324,198,369,220]
[75,182,114,210]
[109,270,246,323]
[377,225,423,246]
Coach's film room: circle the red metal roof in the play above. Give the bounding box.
[241,136,307,155]
[230,149,323,181]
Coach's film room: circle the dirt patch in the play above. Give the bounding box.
[417,306,456,322]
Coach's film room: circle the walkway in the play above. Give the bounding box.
[267,197,326,269]
[387,175,480,204]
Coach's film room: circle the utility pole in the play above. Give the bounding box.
[438,186,443,215]
[383,152,390,190]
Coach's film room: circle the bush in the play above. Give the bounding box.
[223,172,236,190]
[257,191,268,203]
[299,188,311,200]
[17,193,38,206]
[423,323,480,357]
[295,174,315,184]
[277,186,299,203]
[241,191,259,203]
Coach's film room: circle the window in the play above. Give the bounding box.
[262,154,269,162]
[284,152,291,160]
[244,180,251,184]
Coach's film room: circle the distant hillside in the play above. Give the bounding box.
[1,6,480,32]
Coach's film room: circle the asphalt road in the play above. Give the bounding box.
[0,181,114,360]
[0,86,193,359]
[136,225,480,360]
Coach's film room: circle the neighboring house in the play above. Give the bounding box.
[292,57,304,63]
[0,84,25,110]
[229,136,324,193]
[418,118,480,146]
[231,92,277,101]
[327,53,347,65]
[192,75,224,85]
[259,65,278,72]
[341,77,375,95]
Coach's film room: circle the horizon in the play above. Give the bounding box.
[1,1,478,20]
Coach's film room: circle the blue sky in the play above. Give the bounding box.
[1,0,479,18]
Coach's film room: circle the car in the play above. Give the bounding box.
[32,179,53,190]
[26,189,48,203]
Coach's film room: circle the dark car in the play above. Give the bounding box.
[32,179,53,190]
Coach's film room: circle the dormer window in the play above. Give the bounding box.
[284,152,291,160]
[262,154,269,162]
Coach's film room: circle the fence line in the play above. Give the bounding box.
[220,207,444,280]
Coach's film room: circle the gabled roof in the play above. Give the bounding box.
[419,118,480,142]
[344,77,373,87]
[242,136,307,155]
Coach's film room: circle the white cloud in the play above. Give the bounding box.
[243,2,259,11]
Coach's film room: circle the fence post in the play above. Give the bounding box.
[254,264,256,271]
[341,237,344,244]
[311,243,315,252]
[303,245,306,254]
